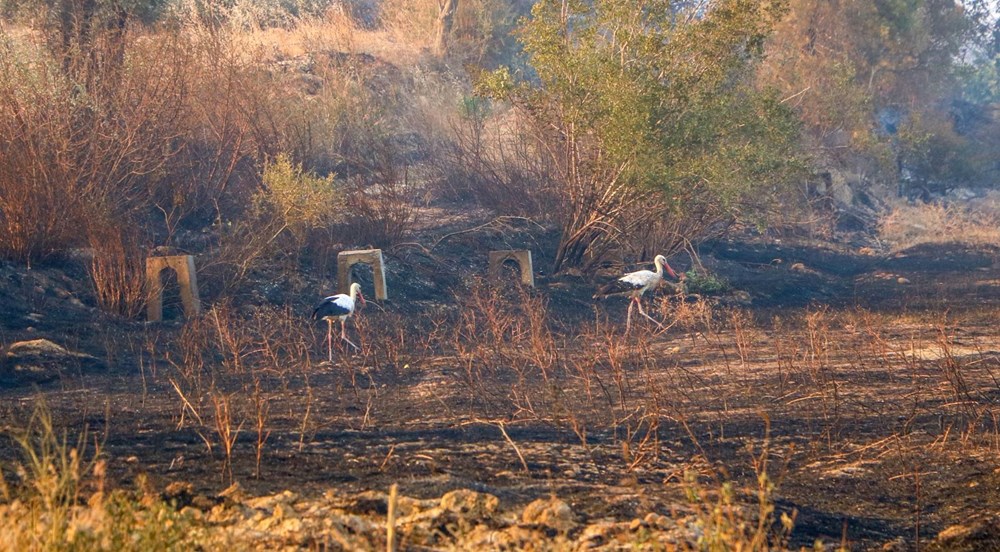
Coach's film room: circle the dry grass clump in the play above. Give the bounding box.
[0,403,194,550]
[878,193,1000,251]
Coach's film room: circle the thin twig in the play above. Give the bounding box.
[463,418,530,472]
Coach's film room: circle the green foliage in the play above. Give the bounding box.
[484,0,804,271]
[459,94,491,122]
[258,153,340,242]
[762,0,994,195]
[960,53,1000,105]
[684,270,730,296]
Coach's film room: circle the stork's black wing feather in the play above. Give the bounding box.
[593,278,644,299]
[312,295,352,319]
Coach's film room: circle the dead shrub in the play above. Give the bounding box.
[0,37,90,262]
[159,303,320,477]
[447,279,559,417]
[335,157,416,248]
[438,99,557,217]
[0,27,254,262]
[87,222,149,319]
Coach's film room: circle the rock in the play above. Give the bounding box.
[190,494,224,511]
[578,521,622,547]
[247,490,298,512]
[897,277,910,284]
[521,497,577,533]
[933,517,1000,551]
[880,536,907,551]
[439,489,499,518]
[163,481,195,507]
[644,512,671,529]
[1,339,101,385]
[467,525,538,549]
[348,491,388,516]
[718,290,752,306]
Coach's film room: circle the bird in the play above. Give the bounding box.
[312,282,366,360]
[593,254,680,332]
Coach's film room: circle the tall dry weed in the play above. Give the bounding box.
[878,194,1000,251]
[87,223,148,318]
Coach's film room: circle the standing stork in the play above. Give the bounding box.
[594,255,679,332]
[313,282,366,360]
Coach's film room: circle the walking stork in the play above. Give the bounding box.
[312,282,366,360]
[594,255,679,332]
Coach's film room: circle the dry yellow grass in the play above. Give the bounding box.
[235,10,432,67]
[878,192,1000,251]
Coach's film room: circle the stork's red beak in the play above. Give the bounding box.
[665,263,678,280]
[357,292,366,307]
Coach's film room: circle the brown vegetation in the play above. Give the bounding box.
[3,0,1000,549]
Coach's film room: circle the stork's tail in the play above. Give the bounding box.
[593,278,634,299]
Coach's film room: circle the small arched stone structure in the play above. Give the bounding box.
[337,249,387,300]
[146,255,201,322]
[489,250,534,287]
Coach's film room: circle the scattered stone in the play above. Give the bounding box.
[1,338,101,385]
[897,277,910,284]
[440,489,499,518]
[521,497,577,533]
[578,521,623,547]
[718,290,752,306]
[246,490,297,512]
[933,517,1000,551]
[644,512,671,529]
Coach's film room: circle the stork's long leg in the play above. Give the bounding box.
[326,319,334,362]
[340,319,359,352]
[626,299,635,334]
[635,298,665,329]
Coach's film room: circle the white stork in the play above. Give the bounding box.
[312,282,366,360]
[594,254,679,332]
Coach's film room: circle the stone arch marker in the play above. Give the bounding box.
[489,250,534,287]
[146,255,201,322]
[337,249,387,300]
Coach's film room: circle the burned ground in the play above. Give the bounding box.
[2,231,1000,550]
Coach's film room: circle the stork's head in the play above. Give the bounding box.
[349,282,366,307]
[654,254,678,279]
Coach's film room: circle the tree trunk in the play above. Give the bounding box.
[433,0,458,58]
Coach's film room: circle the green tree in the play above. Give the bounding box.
[761,0,988,195]
[482,0,803,272]
[2,0,166,80]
